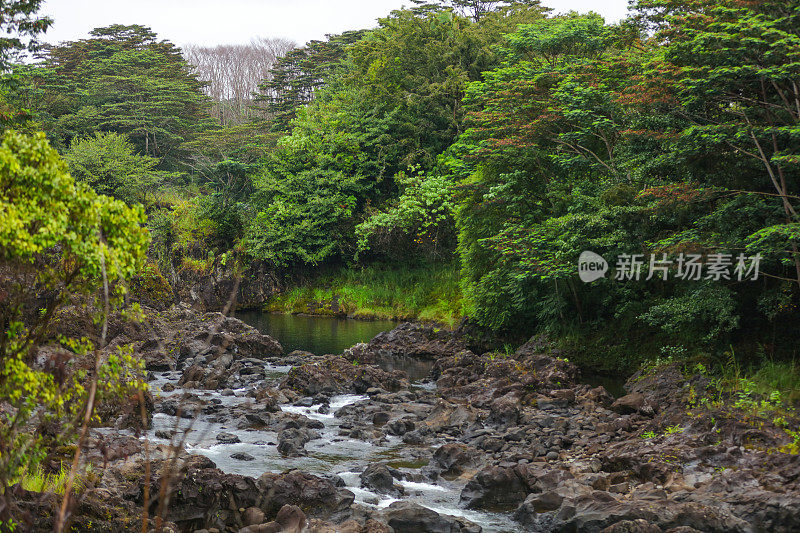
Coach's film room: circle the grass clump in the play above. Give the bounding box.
[266,263,466,326]
[12,463,92,495]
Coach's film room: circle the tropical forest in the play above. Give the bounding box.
[1,0,799,531]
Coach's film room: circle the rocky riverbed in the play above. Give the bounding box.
[13,304,800,532]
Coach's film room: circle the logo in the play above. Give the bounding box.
[578,251,762,283]
[578,251,608,283]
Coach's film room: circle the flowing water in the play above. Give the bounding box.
[146,314,517,532]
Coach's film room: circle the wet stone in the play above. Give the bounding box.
[231,452,255,461]
[216,432,241,444]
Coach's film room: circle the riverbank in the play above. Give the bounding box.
[30,310,800,531]
[262,263,466,326]
[8,305,800,532]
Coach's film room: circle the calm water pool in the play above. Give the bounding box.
[235,312,397,355]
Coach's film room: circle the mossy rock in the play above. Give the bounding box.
[131,263,175,310]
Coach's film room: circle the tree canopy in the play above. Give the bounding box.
[5,1,800,367]
[17,24,212,168]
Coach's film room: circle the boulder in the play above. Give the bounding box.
[238,505,306,533]
[382,502,482,533]
[257,470,355,519]
[360,463,403,496]
[460,465,534,509]
[611,393,655,417]
[430,443,478,478]
[343,323,469,364]
[281,356,408,396]
[277,427,319,457]
[216,432,241,444]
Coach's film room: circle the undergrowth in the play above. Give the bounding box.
[265,263,466,326]
[12,463,92,495]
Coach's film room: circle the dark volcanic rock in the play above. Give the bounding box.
[216,432,241,444]
[387,418,416,436]
[154,455,261,531]
[360,463,403,496]
[515,490,753,533]
[281,356,409,396]
[343,322,469,364]
[382,501,482,533]
[460,464,535,509]
[433,342,578,405]
[611,392,655,416]
[238,504,307,533]
[277,427,319,457]
[231,452,255,461]
[48,316,800,533]
[430,443,478,478]
[257,470,355,519]
[173,259,281,311]
[599,520,662,533]
[486,395,521,429]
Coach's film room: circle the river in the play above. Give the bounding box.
[146,313,517,532]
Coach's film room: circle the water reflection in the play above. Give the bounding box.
[235,311,397,355]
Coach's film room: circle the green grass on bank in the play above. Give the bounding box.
[556,322,800,402]
[718,357,800,405]
[265,263,468,326]
[12,464,91,495]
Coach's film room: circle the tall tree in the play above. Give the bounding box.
[21,25,213,168]
[412,0,547,21]
[634,0,800,287]
[243,6,547,267]
[184,37,295,126]
[255,30,367,132]
[0,0,51,70]
[0,0,52,129]
[445,13,643,330]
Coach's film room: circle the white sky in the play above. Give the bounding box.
[41,0,631,48]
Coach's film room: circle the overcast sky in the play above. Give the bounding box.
[41,0,631,48]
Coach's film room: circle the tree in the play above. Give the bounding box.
[444,13,642,329]
[0,0,52,131]
[64,131,167,204]
[441,5,800,362]
[244,6,547,268]
[633,0,800,287]
[255,30,367,132]
[181,120,281,165]
[24,24,213,168]
[0,0,52,70]
[0,130,148,506]
[412,0,547,21]
[184,38,295,126]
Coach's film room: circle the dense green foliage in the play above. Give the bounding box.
[434,1,800,367]
[15,24,212,167]
[64,131,167,204]
[0,129,149,495]
[0,131,149,354]
[240,4,548,267]
[8,0,800,370]
[356,168,456,262]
